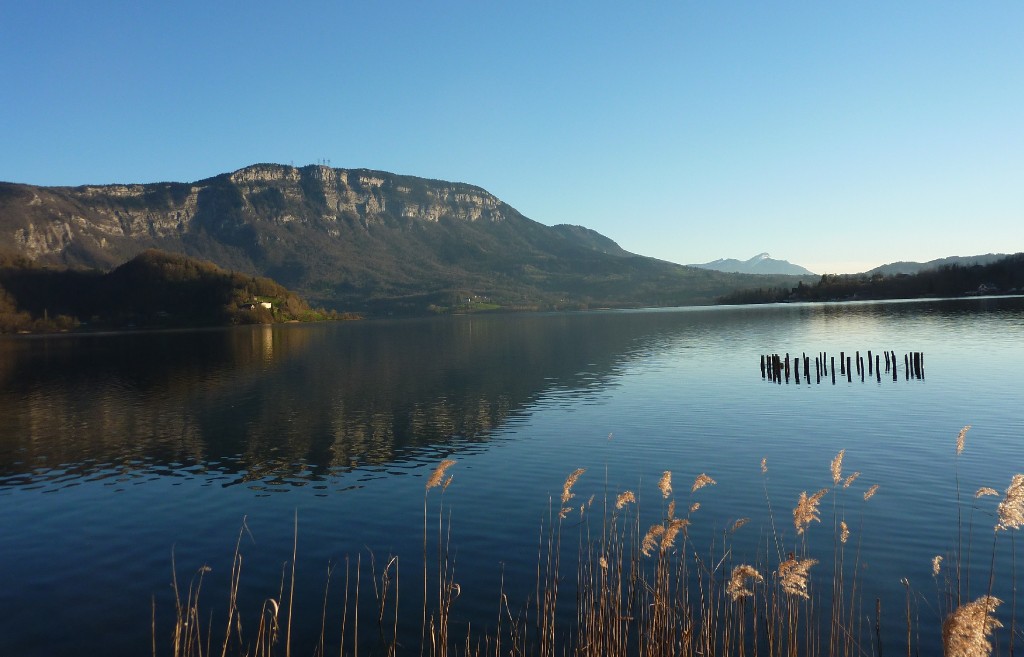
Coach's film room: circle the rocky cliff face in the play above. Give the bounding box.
[2,164,513,265]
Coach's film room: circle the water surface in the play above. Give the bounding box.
[1,297,1023,656]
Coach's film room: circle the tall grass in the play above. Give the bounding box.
[157,426,1022,656]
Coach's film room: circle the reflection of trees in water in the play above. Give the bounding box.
[0,316,629,487]
[0,310,783,488]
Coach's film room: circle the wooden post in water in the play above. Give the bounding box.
[785,353,790,382]
[905,354,910,381]
[804,355,810,382]
[816,357,821,384]
[884,350,890,372]
[860,356,865,382]
[840,352,845,374]
[876,355,881,382]
[847,356,852,382]
[795,360,800,384]
[856,351,861,376]
[868,350,873,375]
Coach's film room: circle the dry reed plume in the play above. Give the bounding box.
[942,595,1002,657]
[956,425,972,456]
[831,450,845,485]
[864,484,880,500]
[933,555,943,577]
[839,520,849,544]
[793,488,829,534]
[561,467,585,505]
[641,523,664,557]
[661,517,687,552]
[995,473,1024,531]
[640,517,689,557]
[778,555,817,598]
[975,487,999,499]
[730,517,749,533]
[426,459,456,490]
[615,490,635,509]
[843,471,860,488]
[657,470,672,498]
[726,564,763,601]
[761,457,767,473]
[691,472,716,493]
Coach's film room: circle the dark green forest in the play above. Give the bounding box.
[0,249,350,333]
[718,253,1024,304]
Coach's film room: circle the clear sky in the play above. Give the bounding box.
[2,2,1021,274]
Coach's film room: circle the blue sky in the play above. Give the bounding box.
[2,2,1021,274]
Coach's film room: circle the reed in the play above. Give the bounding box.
[154,426,1022,657]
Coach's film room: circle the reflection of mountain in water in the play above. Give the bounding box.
[6,305,858,489]
[0,313,701,488]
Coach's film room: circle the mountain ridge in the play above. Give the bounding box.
[688,252,816,276]
[0,163,814,314]
[862,254,1009,277]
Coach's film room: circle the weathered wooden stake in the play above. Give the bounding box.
[847,356,852,382]
[868,350,873,375]
[831,357,836,384]
[876,355,881,382]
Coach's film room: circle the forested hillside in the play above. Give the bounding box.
[0,249,344,333]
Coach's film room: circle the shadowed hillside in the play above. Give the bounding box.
[0,249,342,332]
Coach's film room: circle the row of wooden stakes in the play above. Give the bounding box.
[761,350,925,384]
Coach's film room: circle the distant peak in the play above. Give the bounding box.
[752,252,771,261]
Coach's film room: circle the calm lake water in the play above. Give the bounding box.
[1,297,1023,656]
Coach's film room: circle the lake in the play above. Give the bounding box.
[2,297,1023,656]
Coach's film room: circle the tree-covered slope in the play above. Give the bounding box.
[0,249,340,332]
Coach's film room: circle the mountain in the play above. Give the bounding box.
[688,253,816,276]
[0,164,812,313]
[862,254,1009,277]
[720,253,1024,305]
